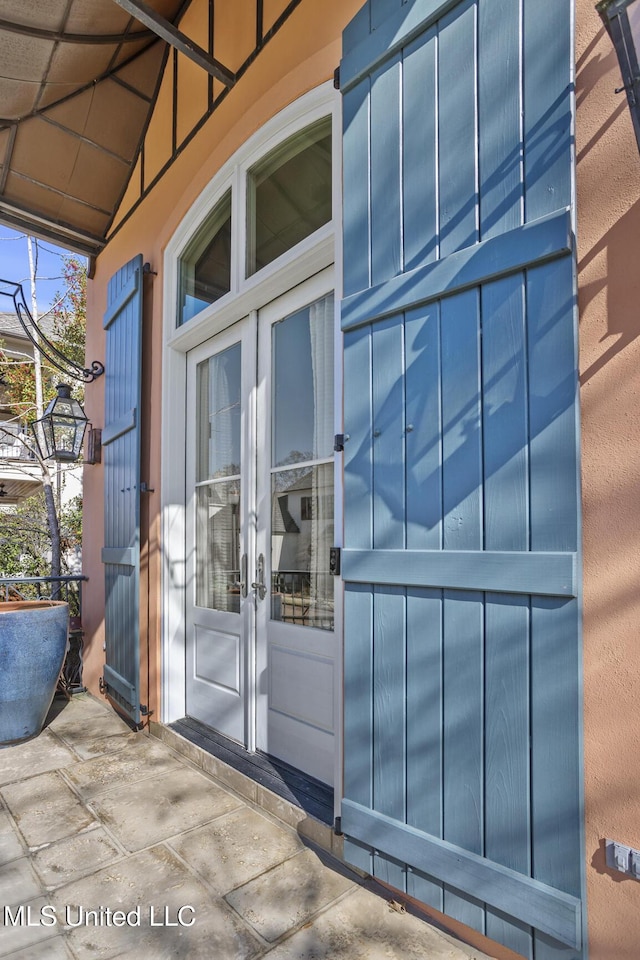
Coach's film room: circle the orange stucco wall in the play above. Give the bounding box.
[577,3,640,958]
[82,1,640,958]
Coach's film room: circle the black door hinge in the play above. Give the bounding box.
[333,66,340,90]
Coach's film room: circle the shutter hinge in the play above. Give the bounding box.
[140,704,151,717]
[329,547,341,577]
[333,66,340,90]
[334,433,349,452]
[143,262,158,276]
[334,815,343,836]
[140,482,155,493]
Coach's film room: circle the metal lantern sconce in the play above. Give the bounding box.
[30,384,88,463]
[598,0,640,151]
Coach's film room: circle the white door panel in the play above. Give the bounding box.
[256,271,336,784]
[185,319,256,745]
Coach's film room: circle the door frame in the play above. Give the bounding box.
[160,83,344,803]
[185,315,257,749]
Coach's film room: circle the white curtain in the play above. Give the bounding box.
[196,347,241,612]
[308,295,334,625]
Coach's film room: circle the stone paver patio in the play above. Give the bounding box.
[0,694,492,960]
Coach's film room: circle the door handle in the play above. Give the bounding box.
[251,553,267,601]
[231,554,248,598]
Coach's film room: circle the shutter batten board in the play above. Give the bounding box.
[102,408,137,446]
[341,208,573,331]
[341,0,465,91]
[101,547,137,566]
[341,801,582,950]
[103,269,139,330]
[103,663,137,705]
[342,549,577,597]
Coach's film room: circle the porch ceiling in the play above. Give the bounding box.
[0,0,192,257]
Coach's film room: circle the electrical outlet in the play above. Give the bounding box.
[606,839,631,874]
[605,839,640,877]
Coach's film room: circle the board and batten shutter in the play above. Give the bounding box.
[340,1,584,958]
[100,254,144,725]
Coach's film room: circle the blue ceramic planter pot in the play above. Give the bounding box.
[0,601,68,746]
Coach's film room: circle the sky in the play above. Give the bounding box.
[0,225,85,316]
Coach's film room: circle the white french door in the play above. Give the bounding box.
[185,318,256,746]
[185,270,337,785]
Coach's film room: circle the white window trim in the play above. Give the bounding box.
[164,81,337,352]
[161,76,343,812]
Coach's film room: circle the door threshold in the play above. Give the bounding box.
[171,716,333,822]
[150,716,340,857]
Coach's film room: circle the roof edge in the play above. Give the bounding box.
[0,201,104,257]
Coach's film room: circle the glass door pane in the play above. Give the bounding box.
[195,342,242,613]
[270,293,335,630]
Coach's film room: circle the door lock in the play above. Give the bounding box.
[251,553,267,600]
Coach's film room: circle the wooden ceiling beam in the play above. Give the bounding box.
[111,0,235,86]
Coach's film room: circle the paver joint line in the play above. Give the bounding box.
[0,694,494,960]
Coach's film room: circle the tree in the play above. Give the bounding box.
[1,253,86,413]
[0,243,87,580]
[0,498,51,578]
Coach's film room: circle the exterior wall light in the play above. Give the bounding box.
[30,384,88,463]
[598,0,640,151]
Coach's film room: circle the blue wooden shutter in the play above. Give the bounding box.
[100,254,143,724]
[340,2,584,958]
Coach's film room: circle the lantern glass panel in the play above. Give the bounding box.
[52,415,84,460]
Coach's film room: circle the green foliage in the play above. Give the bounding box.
[0,490,83,578]
[50,256,87,404]
[0,255,87,419]
[0,494,51,578]
[59,493,83,557]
